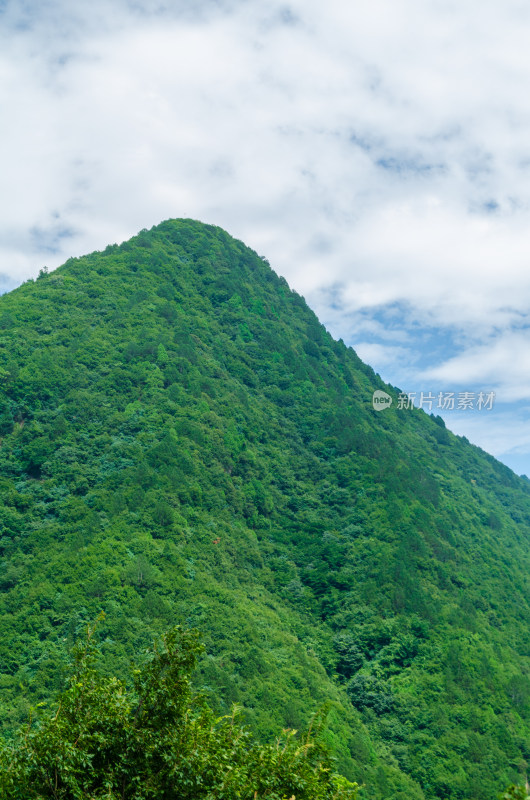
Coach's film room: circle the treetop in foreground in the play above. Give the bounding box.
[0,618,359,800]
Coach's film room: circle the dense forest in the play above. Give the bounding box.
[0,219,528,798]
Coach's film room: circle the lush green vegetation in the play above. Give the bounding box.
[500,786,530,800]
[0,218,528,798]
[0,617,358,799]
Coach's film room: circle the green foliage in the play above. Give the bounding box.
[333,632,364,680]
[346,674,393,714]
[499,786,530,800]
[0,219,528,799]
[0,619,359,800]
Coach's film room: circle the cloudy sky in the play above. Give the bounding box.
[2,0,530,474]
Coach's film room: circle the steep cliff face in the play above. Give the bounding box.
[0,219,528,799]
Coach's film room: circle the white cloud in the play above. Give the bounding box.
[3,0,530,468]
[439,407,530,472]
[349,341,414,371]
[424,331,530,401]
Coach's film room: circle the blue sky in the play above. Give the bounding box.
[2,0,530,473]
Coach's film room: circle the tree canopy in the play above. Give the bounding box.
[0,618,359,800]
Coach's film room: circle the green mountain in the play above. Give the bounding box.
[0,219,528,799]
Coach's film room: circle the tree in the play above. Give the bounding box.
[333,632,363,679]
[0,617,359,800]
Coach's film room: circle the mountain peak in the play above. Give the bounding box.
[0,221,528,798]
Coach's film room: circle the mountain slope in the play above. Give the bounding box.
[0,219,528,799]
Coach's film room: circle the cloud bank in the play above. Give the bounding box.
[2,0,530,468]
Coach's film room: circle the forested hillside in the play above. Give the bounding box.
[0,219,528,799]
